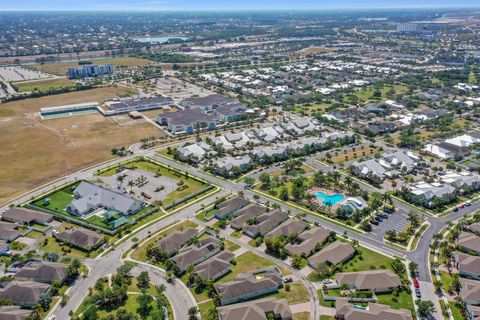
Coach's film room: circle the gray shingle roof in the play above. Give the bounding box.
[2,207,52,224]
[68,181,144,215]
[0,281,50,307]
[156,228,198,256]
[55,227,103,251]
[14,261,68,283]
[308,241,355,267]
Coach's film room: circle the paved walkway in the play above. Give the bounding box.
[290,302,311,313]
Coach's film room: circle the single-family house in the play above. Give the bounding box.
[336,299,412,320]
[155,227,198,257]
[53,227,104,251]
[284,226,331,257]
[214,268,283,305]
[215,196,250,220]
[0,281,50,308]
[243,211,289,238]
[308,241,355,268]
[217,297,292,320]
[455,252,480,280]
[458,232,480,255]
[335,270,402,292]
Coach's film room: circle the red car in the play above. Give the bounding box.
[413,279,420,288]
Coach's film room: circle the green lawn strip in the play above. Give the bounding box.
[26,230,44,239]
[439,271,453,292]
[217,251,275,283]
[341,245,395,273]
[130,220,198,262]
[319,316,335,320]
[166,187,220,213]
[293,312,311,320]
[14,78,76,92]
[449,301,465,320]
[376,291,416,319]
[273,281,310,305]
[317,289,335,307]
[224,240,240,252]
[198,299,215,319]
[410,224,428,251]
[230,230,242,238]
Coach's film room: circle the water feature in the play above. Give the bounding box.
[314,192,345,207]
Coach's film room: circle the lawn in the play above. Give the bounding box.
[293,102,330,116]
[26,230,44,239]
[198,300,215,320]
[439,271,453,292]
[449,301,465,320]
[14,78,76,92]
[224,240,240,252]
[230,230,242,238]
[39,235,101,259]
[376,291,416,318]
[320,316,335,320]
[328,146,380,163]
[274,281,310,305]
[293,312,311,320]
[30,57,154,76]
[341,245,395,273]
[31,185,76,213]
[217,252,275,283]
[130,220,198,262]
[318,289,335,307]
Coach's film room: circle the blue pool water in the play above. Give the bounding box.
[315,192,345,206]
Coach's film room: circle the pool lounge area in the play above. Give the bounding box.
[315,192,345,207]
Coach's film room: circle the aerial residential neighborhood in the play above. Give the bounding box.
[1,2,480,320]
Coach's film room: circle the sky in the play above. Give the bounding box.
[2,0,480,11]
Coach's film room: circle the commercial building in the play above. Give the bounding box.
[68,63,113,79]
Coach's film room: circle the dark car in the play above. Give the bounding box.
[415,288,421,298]
[375,216,383,222]
[379,213,388,219]
[453,207,459,212]
[370,220,379,226]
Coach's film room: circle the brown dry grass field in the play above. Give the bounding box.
[0,87,162,204]
[29,57,154,76]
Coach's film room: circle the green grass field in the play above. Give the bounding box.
[376,291,416,319]
[14,78,76,92]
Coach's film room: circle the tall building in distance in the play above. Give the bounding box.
[68,63,114,79]
[396,23,419,33]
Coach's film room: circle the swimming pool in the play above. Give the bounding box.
[315,192,345,206]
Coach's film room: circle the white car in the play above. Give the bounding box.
[322,279,332,284]
[47,316,56,320]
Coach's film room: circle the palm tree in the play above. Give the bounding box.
[117,175,125,186]
[127,180,134,192]
[382,192,393,205]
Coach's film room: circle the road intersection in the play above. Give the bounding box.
[5,140,478,320]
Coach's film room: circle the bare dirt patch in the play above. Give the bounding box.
[0,87,162,204]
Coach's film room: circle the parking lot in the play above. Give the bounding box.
[99,168,179,203]
[368,208,411,241]
[152,77,215,102]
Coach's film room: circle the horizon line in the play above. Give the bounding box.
[1,6,480,12]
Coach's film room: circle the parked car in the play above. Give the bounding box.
[379,213,388,219]
[413,278,420,288]
[283,276,293,283]
[458,204,465,209]
[370,220,379,226]
[375,216,383,222]
[415,288,421,298]
[453,207,459,212]
[322,279,333,284]
[465,201,472,207]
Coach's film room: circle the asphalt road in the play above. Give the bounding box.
[7,139,479,320]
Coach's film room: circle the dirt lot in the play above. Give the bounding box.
[0,87,162,204]
[29,57,155,76]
